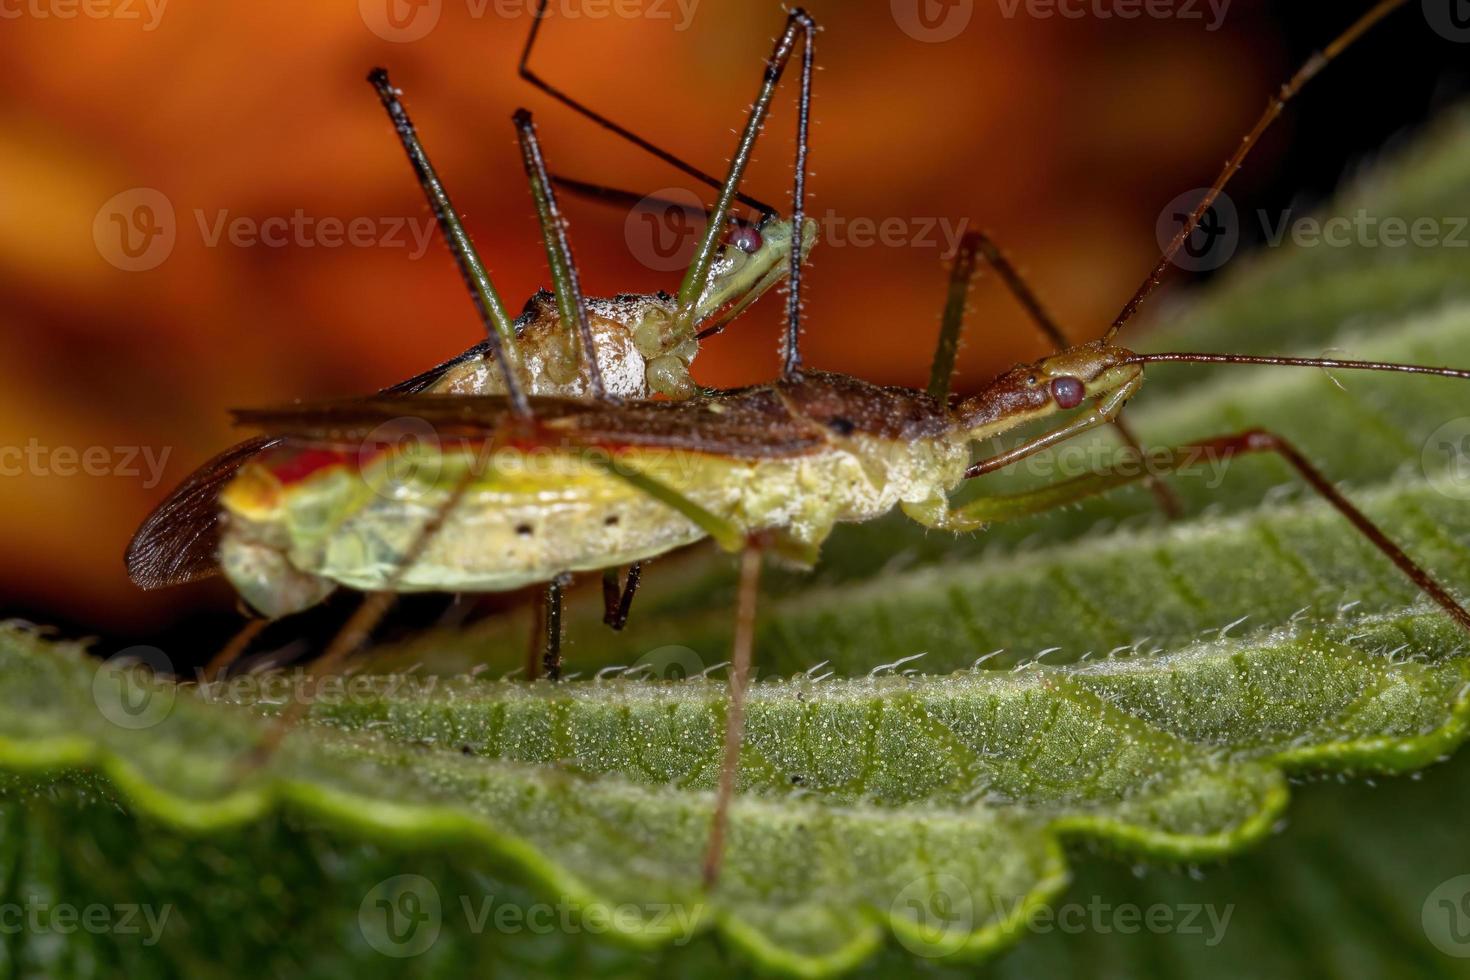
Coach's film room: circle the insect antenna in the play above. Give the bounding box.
[546,175,764,232]
[368,69,530,415]
[1125,353,1470,380]
[517,0,776,218]
[513,108,609,401]
[1102,0,1409,343]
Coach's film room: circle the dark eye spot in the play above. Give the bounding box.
[1049,376,1086,409]
[726,224,763,255]
[1026,374,1039,387]
[826,416,855,436]
[516,524,533,536]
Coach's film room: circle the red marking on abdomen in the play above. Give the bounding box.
[259,447,353,486]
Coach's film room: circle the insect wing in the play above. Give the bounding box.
[125,435,277,588]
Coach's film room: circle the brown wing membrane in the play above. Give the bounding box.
[125,435,276,588]
[124,342,493,590]
[232,386,829,459]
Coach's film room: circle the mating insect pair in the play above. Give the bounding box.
[129,0,1470,887]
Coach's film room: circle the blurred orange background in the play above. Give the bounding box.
[0,0,1461,641]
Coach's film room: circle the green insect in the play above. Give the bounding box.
[134,0,1468,887]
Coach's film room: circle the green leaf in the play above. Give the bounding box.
[6,111,1470,978]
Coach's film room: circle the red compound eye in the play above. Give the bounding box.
[726,225,763,254]
[1049,376,1085,409]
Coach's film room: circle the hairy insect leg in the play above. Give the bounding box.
[513,109,609,401]
[667,9,817,373]
[932,231,1182,517]
[520,2,815,366]
[518,0,774,217]
[541,573,571,680]
[703,544,763,889]
[367,70,528,414]
[601,563,642,631]
[906,428,1470,634]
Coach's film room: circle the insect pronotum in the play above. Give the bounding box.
[138,0,1469,888]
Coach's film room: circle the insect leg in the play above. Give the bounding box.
[368,70,528,415]
[908,429,1470,635]
[601,563,643,632]
[201,616,268,682]
[927,232,981,402]
[703,543,763,889]
[513,109,609,401]
[518,0,775,217]
[1105,0,1409,341]
[672,9,816,363]
[932,231,1181,517]
[542,573,571,680]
